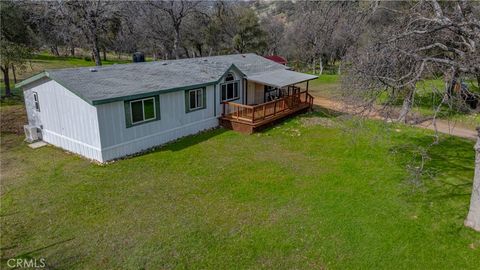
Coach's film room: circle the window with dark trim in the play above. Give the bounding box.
[33,92,40,111]
[221,73,239,102]
[185,88,206,112]
[124,96,160,127]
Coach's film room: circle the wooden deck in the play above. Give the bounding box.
[220,90,314,134]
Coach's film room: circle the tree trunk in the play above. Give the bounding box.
[70,46,75,56]
[92,40,102,66]
[182,46,190,58]
[338,64,341,75]
[312,58,316,74]
[465,127,480,232]
[11,64,17,84]
[173,25,181,59]
[319,56,324,75]
[397,86,415,123]
[1,65,11,97]
[51,45,59,56]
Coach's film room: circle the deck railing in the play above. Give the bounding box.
[222,90,314,123]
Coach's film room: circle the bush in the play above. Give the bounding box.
[83,56,92,62]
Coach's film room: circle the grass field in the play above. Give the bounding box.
[306,74,479,129]
[1,111,479,269]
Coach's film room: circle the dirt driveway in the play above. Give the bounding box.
[312,96,477,140]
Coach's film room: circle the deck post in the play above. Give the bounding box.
[263,105,266,120]
[222,102,225,117]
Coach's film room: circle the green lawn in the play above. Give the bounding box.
[413,79,480,129]
[304,74,340,98]
[306,75,479,129]
[1,112,479,269]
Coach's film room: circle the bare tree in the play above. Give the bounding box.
[148,0,203,59]
[261,15,285,55]
[0,0,35,96]
[284,1,370,74]
[343,0,480,231]
[59,0,122,66]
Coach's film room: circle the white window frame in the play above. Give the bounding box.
[33,92,40,111]
[130,97,156,125]
[188,88,204,111]
[221,81,240,102]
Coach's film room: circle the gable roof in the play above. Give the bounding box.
[264,55,287,65]
[18,53,287,105]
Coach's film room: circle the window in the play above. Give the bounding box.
[225,73,235,82]
[186,88,205,112]
[130,97,156,125]
[221,73,239,101]
[33,92,40,111]
[264,85,281,102]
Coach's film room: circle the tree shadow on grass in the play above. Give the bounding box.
[156,127,228,152]
[389,134,477,232]
[0,238,84,270]
[393,134,474,202]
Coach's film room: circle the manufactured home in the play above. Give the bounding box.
[18,54,317,162]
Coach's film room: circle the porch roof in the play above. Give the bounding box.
[246,69,318,88]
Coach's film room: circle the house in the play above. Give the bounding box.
[264,55,288,66]
[17,53,317,162]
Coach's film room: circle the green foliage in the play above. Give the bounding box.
[232,9,267,53]
[1,115,478,269]
[0,0,35,96]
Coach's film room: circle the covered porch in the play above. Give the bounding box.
[220,69,317,134]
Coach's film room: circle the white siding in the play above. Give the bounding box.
[23,80,102,161]
[246,81,265,105]
[97,85,218,161]
[22,67,249,162]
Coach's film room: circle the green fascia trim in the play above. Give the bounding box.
[15,71,48,88]
[220,64,246,79]
[93,81,217,105]
[17,63,248,106]
[93,64,246,105]
[49,76,95,105]
[15,71,95,105]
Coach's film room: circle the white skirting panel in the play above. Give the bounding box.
[101,117,219,161]
[42,129,103,162]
